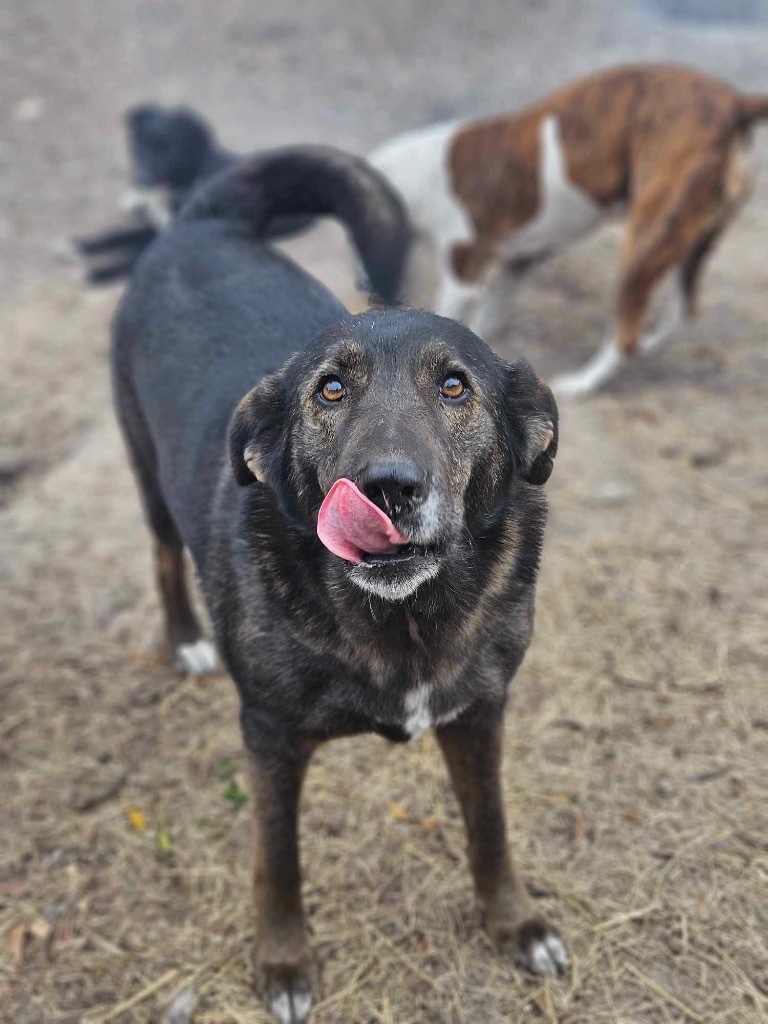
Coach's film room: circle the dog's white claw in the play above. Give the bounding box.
[267,988,313,1024]
[528,933,568,977]
[268,993,291,1024]
[175,639,219,675]
[516,923,568,977]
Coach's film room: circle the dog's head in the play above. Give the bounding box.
[125,105,213,189]
[230,310,557,601]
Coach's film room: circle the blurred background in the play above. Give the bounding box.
[1,1,767,1022]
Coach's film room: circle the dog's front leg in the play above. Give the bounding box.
[243,716,316,1024]
[436,705,568,978]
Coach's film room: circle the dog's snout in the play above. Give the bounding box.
[357,461,428,516]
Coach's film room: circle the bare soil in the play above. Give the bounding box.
[1,2,767,1022]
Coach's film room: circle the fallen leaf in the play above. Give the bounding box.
[29,918,52,941]
[573,813,587,846]
[126,807,148,833]
[387,801,409,822]
[156,828,173,862]
[10,923,27,968]
[9,918,52,969]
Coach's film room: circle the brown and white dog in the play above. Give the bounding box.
[369,64,767,396]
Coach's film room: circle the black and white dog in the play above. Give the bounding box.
[112,145,565,1022]
[75,105,309,284]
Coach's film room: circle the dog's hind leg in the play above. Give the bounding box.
[243,719,316,1023]
[681,141,754,319]
[436,705,568,977]
[552,156,728,398]
[114,377,216,674]
[434,265,484,326]
[154,535,217,675]
[679,223,725,319]
[433,234,488,327]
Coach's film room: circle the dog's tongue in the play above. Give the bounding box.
[317,478,408,564]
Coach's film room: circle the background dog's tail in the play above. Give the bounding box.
[180,145,410,305]
[736,93,768,129]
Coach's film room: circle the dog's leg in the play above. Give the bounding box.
[679,141,752,318]
[636,271,687,355]
[680,223,725,318]
[550,335,625,398]
[434,265,483,326]
[245,732,316,1024]
[436,706,567,977]
[552,158,729,399]
[154,537,217,674]
[467,259,515,339]
[114,377,216,673]
[552,272,688,397]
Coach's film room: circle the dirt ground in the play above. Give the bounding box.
[1,2,768,1022]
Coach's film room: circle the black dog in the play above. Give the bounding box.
[75,105,309,284]
[112,145,565,1023]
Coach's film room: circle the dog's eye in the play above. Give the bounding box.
[440,375,467,401]
[319,378,345,403]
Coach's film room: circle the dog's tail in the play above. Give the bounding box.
[179,145,410,305]
[736,93,768,130]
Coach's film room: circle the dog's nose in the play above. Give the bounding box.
[357,461,428,517]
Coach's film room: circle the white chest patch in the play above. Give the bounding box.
[404,686,433,739]
[403,685,468,739]
[501,114,602,263]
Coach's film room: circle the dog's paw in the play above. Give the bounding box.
[175,639,219,675]
[261,965,314,1024]
[513,918,568,977]
[551,345,624,400]
[490,915,568,977]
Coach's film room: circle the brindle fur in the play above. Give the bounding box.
[112,146,561,1022]
[449,63,765,356]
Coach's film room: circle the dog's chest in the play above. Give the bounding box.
[401,684,466,739]
[345,617,473,740]
[363,684,467,743]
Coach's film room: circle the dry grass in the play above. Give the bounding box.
[4,0,768,1018]
[2,208,768,1023]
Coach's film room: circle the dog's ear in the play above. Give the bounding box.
[504,359,558,485]
[229,371,289,489]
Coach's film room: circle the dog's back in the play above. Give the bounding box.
[373,65,758,241]
[112,146,409,561]
[115,227,341,555]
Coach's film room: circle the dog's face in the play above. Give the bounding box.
[230,310,557,601]
[125,105,212,189]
